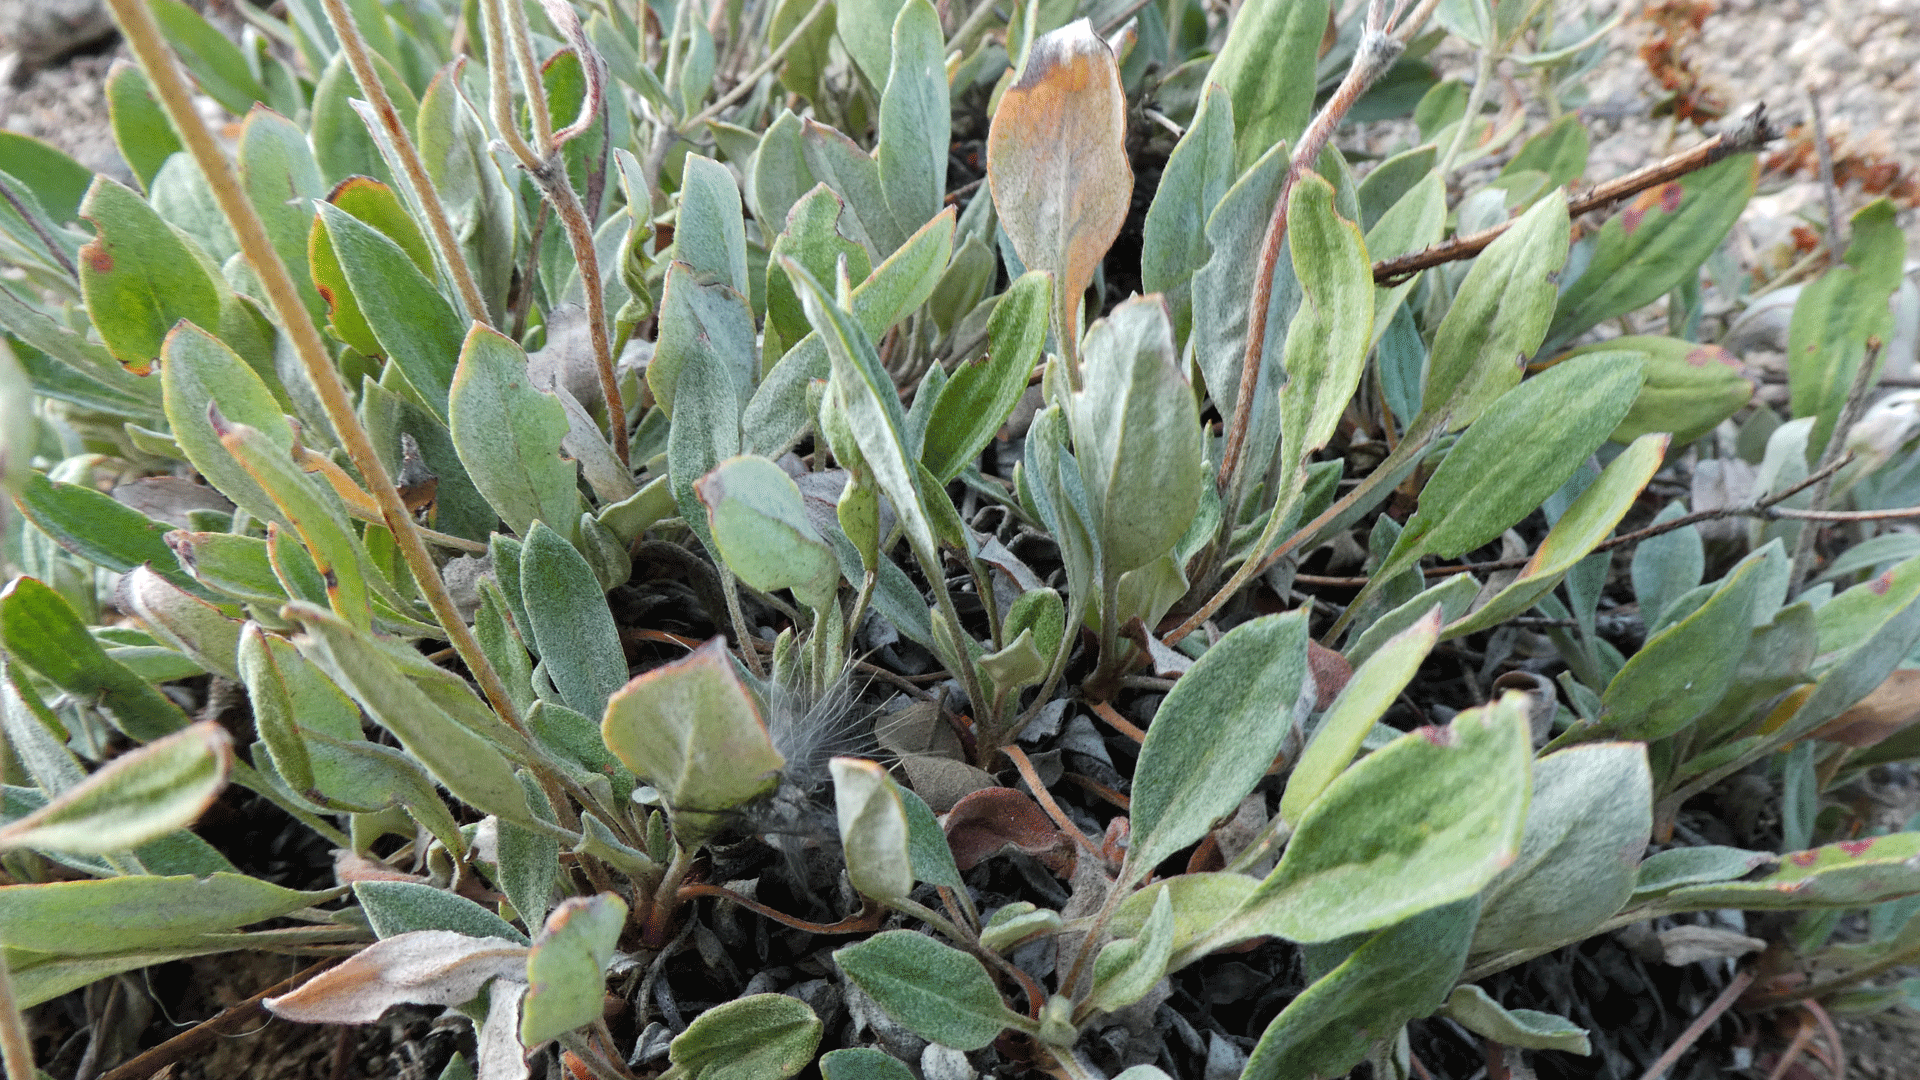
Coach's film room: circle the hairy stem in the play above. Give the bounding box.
[105,0,542,765]
[319,0,493,327]
[1214,26,1404,500]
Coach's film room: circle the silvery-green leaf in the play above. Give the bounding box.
[1070,296,1202,576]
[697,455,840,612]
[1127,612,1309,884]
[520,893,627,1045]
[830,757,914,902]
[0,721,231,855]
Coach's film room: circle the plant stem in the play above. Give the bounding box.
[319,0,494,328]
[1436,46,1497,177]
[1790,339,1883,593]
[533,159,632,464]
[0,949,34,1080]
[105,0,530,744]
[1214,25,1404,499]
[1375,106,1778,285]
[681,0,833,131]
[1632,969,1755,1080]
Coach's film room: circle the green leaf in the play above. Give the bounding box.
[0,132,92,223]
[1438,985,1590,1054]
[310,52,419,187]
[835,0,907,90]
[1653,833,1920,912]
[800,119,901,259]
[521,893,628,1045]
[697,456,840,611]
[213,414,377,630]
[1788,199,1908,459]
[1443,432,1669,638]
[1276,173,1374,495]
[1415,193,1571,434]
[237,105,327,321]
[1547,155,1757,350]
[600,638,785,846]
[0,576,189,741]
[448,325,580,537]
[1209,0,1330,171]
[1110,872,1259,970]
[782,258,939,568]
[1242,899,1478,1080]
[1584,556,1766,742]
[898,785,964,890]
[1364,171,1446,347]
[676,155,750,296]
[353,880,528,943]
[1283,607,1440,828]
[1141,84,1236,346]
[830,757,914,902]
[308,176,432,356]
[287,603,539,830]
[1127,612,1309,883]
[1631,845,1775,900]
[11,473,192,590]
[1220,696,1532,945]
[104,66,181,192]
[1469,743,1650,958]
[764,184,869,369]
[417,62,516,321]
[746,209,954,455]
[821,1048,915,1080]
[519,521,627,721]
[78,176,222,375]
[875,0,947,239]
[922,271,1052,482]
[833,930,1025,1050]
[668,993,823,1080]
[118,566,243,680]
[238,622,360,801]
[316,202,466,418]
[1382,351,1646,582]
[1500,113,1590,194]
[1090,887,1174,1012]
[149,0,270,116]
[0,872,339,955]
[1561,335,1755,447]
[160,320,295,528]
[1070,296,1203,576]
[0,722,231,854]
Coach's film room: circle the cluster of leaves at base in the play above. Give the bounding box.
[4,0,1920,1077]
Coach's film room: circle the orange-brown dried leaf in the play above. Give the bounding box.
[985,19,1131,325]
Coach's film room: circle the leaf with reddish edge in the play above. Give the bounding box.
[942,787,1072,875]
[1652,833,1920,912]
[599,638,785,847]
[264,930,528,1024]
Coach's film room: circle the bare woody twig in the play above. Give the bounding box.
[1290,452,1860,589]
[318,0,493,329]
[1373,104,1781,285]
[94,960,338,1080]
[1790,339,1884,591]
[1631,969,1756,1080]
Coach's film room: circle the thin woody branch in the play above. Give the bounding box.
[1373,104,1781,286]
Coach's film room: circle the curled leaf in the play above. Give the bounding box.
[264,930,527,1024]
